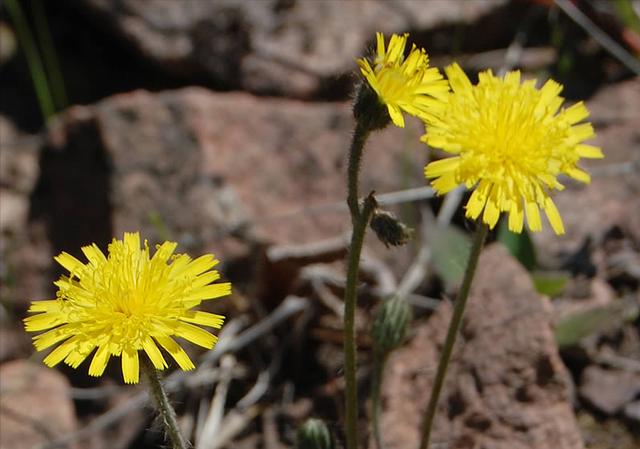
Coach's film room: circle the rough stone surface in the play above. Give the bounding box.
[36,88,427,263]
[381,244,585,449]
[0,360,77,449]
[75,0,506,97]
[0,117,40,235]
[0,117,51,312]
[623,400,640,425]
[579,365,640,415]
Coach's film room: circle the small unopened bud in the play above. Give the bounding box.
[296,418,333,449]
[370,209,413,247]
[353,82,391,131]
[372,296,411,355]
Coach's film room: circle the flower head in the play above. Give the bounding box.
[357,32,448,127]
[423,63,603,235]
[24,232,231,384]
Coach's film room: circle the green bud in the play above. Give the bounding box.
[296,418,333,449]
[370,209,413,247]
[371,296,411,355]
[353,82,391,131]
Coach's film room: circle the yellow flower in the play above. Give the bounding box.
[357,32,448,127]
[423,63,603,235]
[24,232,230,384]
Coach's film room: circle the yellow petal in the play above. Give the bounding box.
[28,300,59,313]
[155,335,195,371]
[183,255,218,278]
[89,345,111,377]
[81,244,107,266]
[424,157,460,178]
[431,173,459,194]
[567,123,595,144]
[503,70,521,86]
[482,196,501,229]
[445,63,472,93]
[152,241,178,263]
[562,101,589,124]
[181,311,225,328]
[544,197,565,235]
[55,252,85,275]
[122,347,139,384]
[525,202,542,232]
[24,312,66,332]
[182,284,231,306]
[376,32,385,59]
[575,144,603,159]
[508,200,524,233]
[387,105,405,128]
[566,167,591,183]
[33,327,72,351]
[465,181,490,220]
[43,337,78,367]
[143,337,168,370]
[174,322,217,349]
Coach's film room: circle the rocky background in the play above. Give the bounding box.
[1,1,639,449]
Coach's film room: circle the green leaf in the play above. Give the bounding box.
[497,219,536,271]
[555,299,640,349]
[531,271,569,297]
[428,224,471,288]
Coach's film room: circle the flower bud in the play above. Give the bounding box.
[296,418,333,449]
[353,82,391,131]
[370,209,413,247]
[371,296,411,355]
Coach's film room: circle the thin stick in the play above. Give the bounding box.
[554,0,640,75]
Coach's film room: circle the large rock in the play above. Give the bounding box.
[35,88,427,262]
[72,0,506,97]
[0,360,78,449]
[381,244,584,449]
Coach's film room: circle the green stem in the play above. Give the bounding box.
[142,358,189,449]
[418,223,489,449]
[371,351,387,449]
[343,122,374,449]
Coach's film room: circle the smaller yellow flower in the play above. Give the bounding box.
[423,63,603,234]
[24,232,230,384]
[357,32,449,127]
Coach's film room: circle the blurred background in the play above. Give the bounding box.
[0,1,639,448]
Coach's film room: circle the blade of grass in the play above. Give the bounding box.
[5,0,55,121]
[32,0,68,110]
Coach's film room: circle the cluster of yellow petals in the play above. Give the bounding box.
[423,63,602,234]
[24,232,231,384]
[357,32,449,127]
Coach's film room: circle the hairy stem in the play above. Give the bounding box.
[347,123,370,223]
[142,358,189,449]
[418,223,489,449]
[343,122,374,449]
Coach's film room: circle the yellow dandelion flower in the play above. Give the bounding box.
[24,232,231,384]
[423,63,603,235]
[357,32,449,127]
